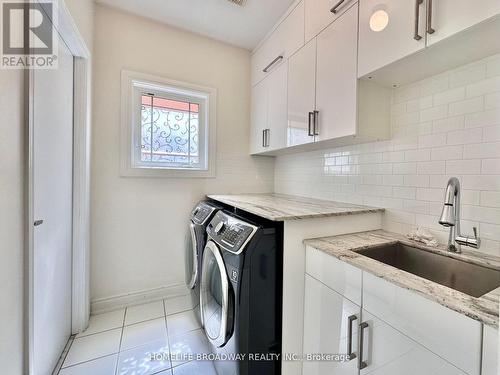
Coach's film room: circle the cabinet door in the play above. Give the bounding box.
[250,79,268,155]
[251,1,305,86]
[303,275,359,375]
[287,39,317,147]
[482,325,499,375]
[358,0,426,77]
[359,310,467,375]
[267,61,288,151]
[315,4,358,142]
[304,0,358,42]
[427,0,500,46]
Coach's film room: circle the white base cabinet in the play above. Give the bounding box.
[304,246,485,375]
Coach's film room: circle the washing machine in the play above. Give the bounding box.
[186,201,221,322]
[200,210,283,375]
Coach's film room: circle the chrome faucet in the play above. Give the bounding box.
[438,177,481,253]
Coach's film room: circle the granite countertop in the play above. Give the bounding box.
[207,193,384,221]
[304,230,500,328]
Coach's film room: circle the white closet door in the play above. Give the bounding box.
[33,37,74,375]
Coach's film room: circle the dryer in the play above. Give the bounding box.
[200,210,283,375]
[186,201,221,322]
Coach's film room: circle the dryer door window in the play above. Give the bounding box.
[201,241,232,347]
[185,223,198,289]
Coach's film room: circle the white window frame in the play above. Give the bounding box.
[121,70,217,178]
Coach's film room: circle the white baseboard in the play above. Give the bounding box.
[90,283,189,315]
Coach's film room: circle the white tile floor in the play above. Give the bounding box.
[58,295,217,375]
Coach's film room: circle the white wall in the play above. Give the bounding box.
[90,5,274,302]
[276,54,500,256]
[0,1,94,373]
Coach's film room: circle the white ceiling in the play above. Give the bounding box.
[96,0,296,50]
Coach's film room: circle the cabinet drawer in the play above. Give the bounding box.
[305,0,357,42]
[251,1,304,86]
[363,272,482,375]
[305,245,362,305]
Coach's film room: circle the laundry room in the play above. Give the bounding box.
[1,0,500,375]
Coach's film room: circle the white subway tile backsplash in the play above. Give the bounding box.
[465,108,500,128]
[417,161,446,175]
[418,133,447,148]
[446,128,483,145]
[463,142,500,159]
[445,159,481,175]
[275,53,500,255]
[393,162,417,175]
[448,97,484,116]
[432,116,465,133]
[404,149,431,162]
[482,159,500,174]
[483,126,500,142]
[431,145,463,160]
[420,105,449,122]
[449,64,486,88]
[416,188,445,202]
[481,191,500,208]
[433,87,465,106]
[466,76,500,98]
[485,92,500,110]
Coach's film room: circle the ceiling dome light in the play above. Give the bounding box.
[369,10,389,32]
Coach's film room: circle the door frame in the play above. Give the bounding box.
[26,1,91,373]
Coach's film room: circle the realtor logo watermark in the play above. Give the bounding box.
[1,0,58,69]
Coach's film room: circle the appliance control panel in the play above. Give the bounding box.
[207,211,258,254]
[191,202,217,225]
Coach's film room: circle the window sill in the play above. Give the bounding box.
[120,165,216,179]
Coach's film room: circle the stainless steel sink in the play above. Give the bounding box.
[357,243,500,298]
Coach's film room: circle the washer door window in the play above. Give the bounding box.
[201,241,232,347]
[185,223,198,289]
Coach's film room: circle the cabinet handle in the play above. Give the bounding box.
[358,322,369,370]
[330,0,345,14]
[263,55,283,73]
[414,0,424,41]
[262,129,266,147]
[265,129,270,147]
[347,315,357,360]
[34,219,44,227]
[313,110,319,136]
[427,0,435,34]
[308,112,314,136]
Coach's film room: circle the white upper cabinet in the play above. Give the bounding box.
[426,0,500,45]
[358,0,427,77]
[287,39,317,147]
[250,1,304,86]
[315,4,359,142]
[304,0,358,42]
[303,275,359,375]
